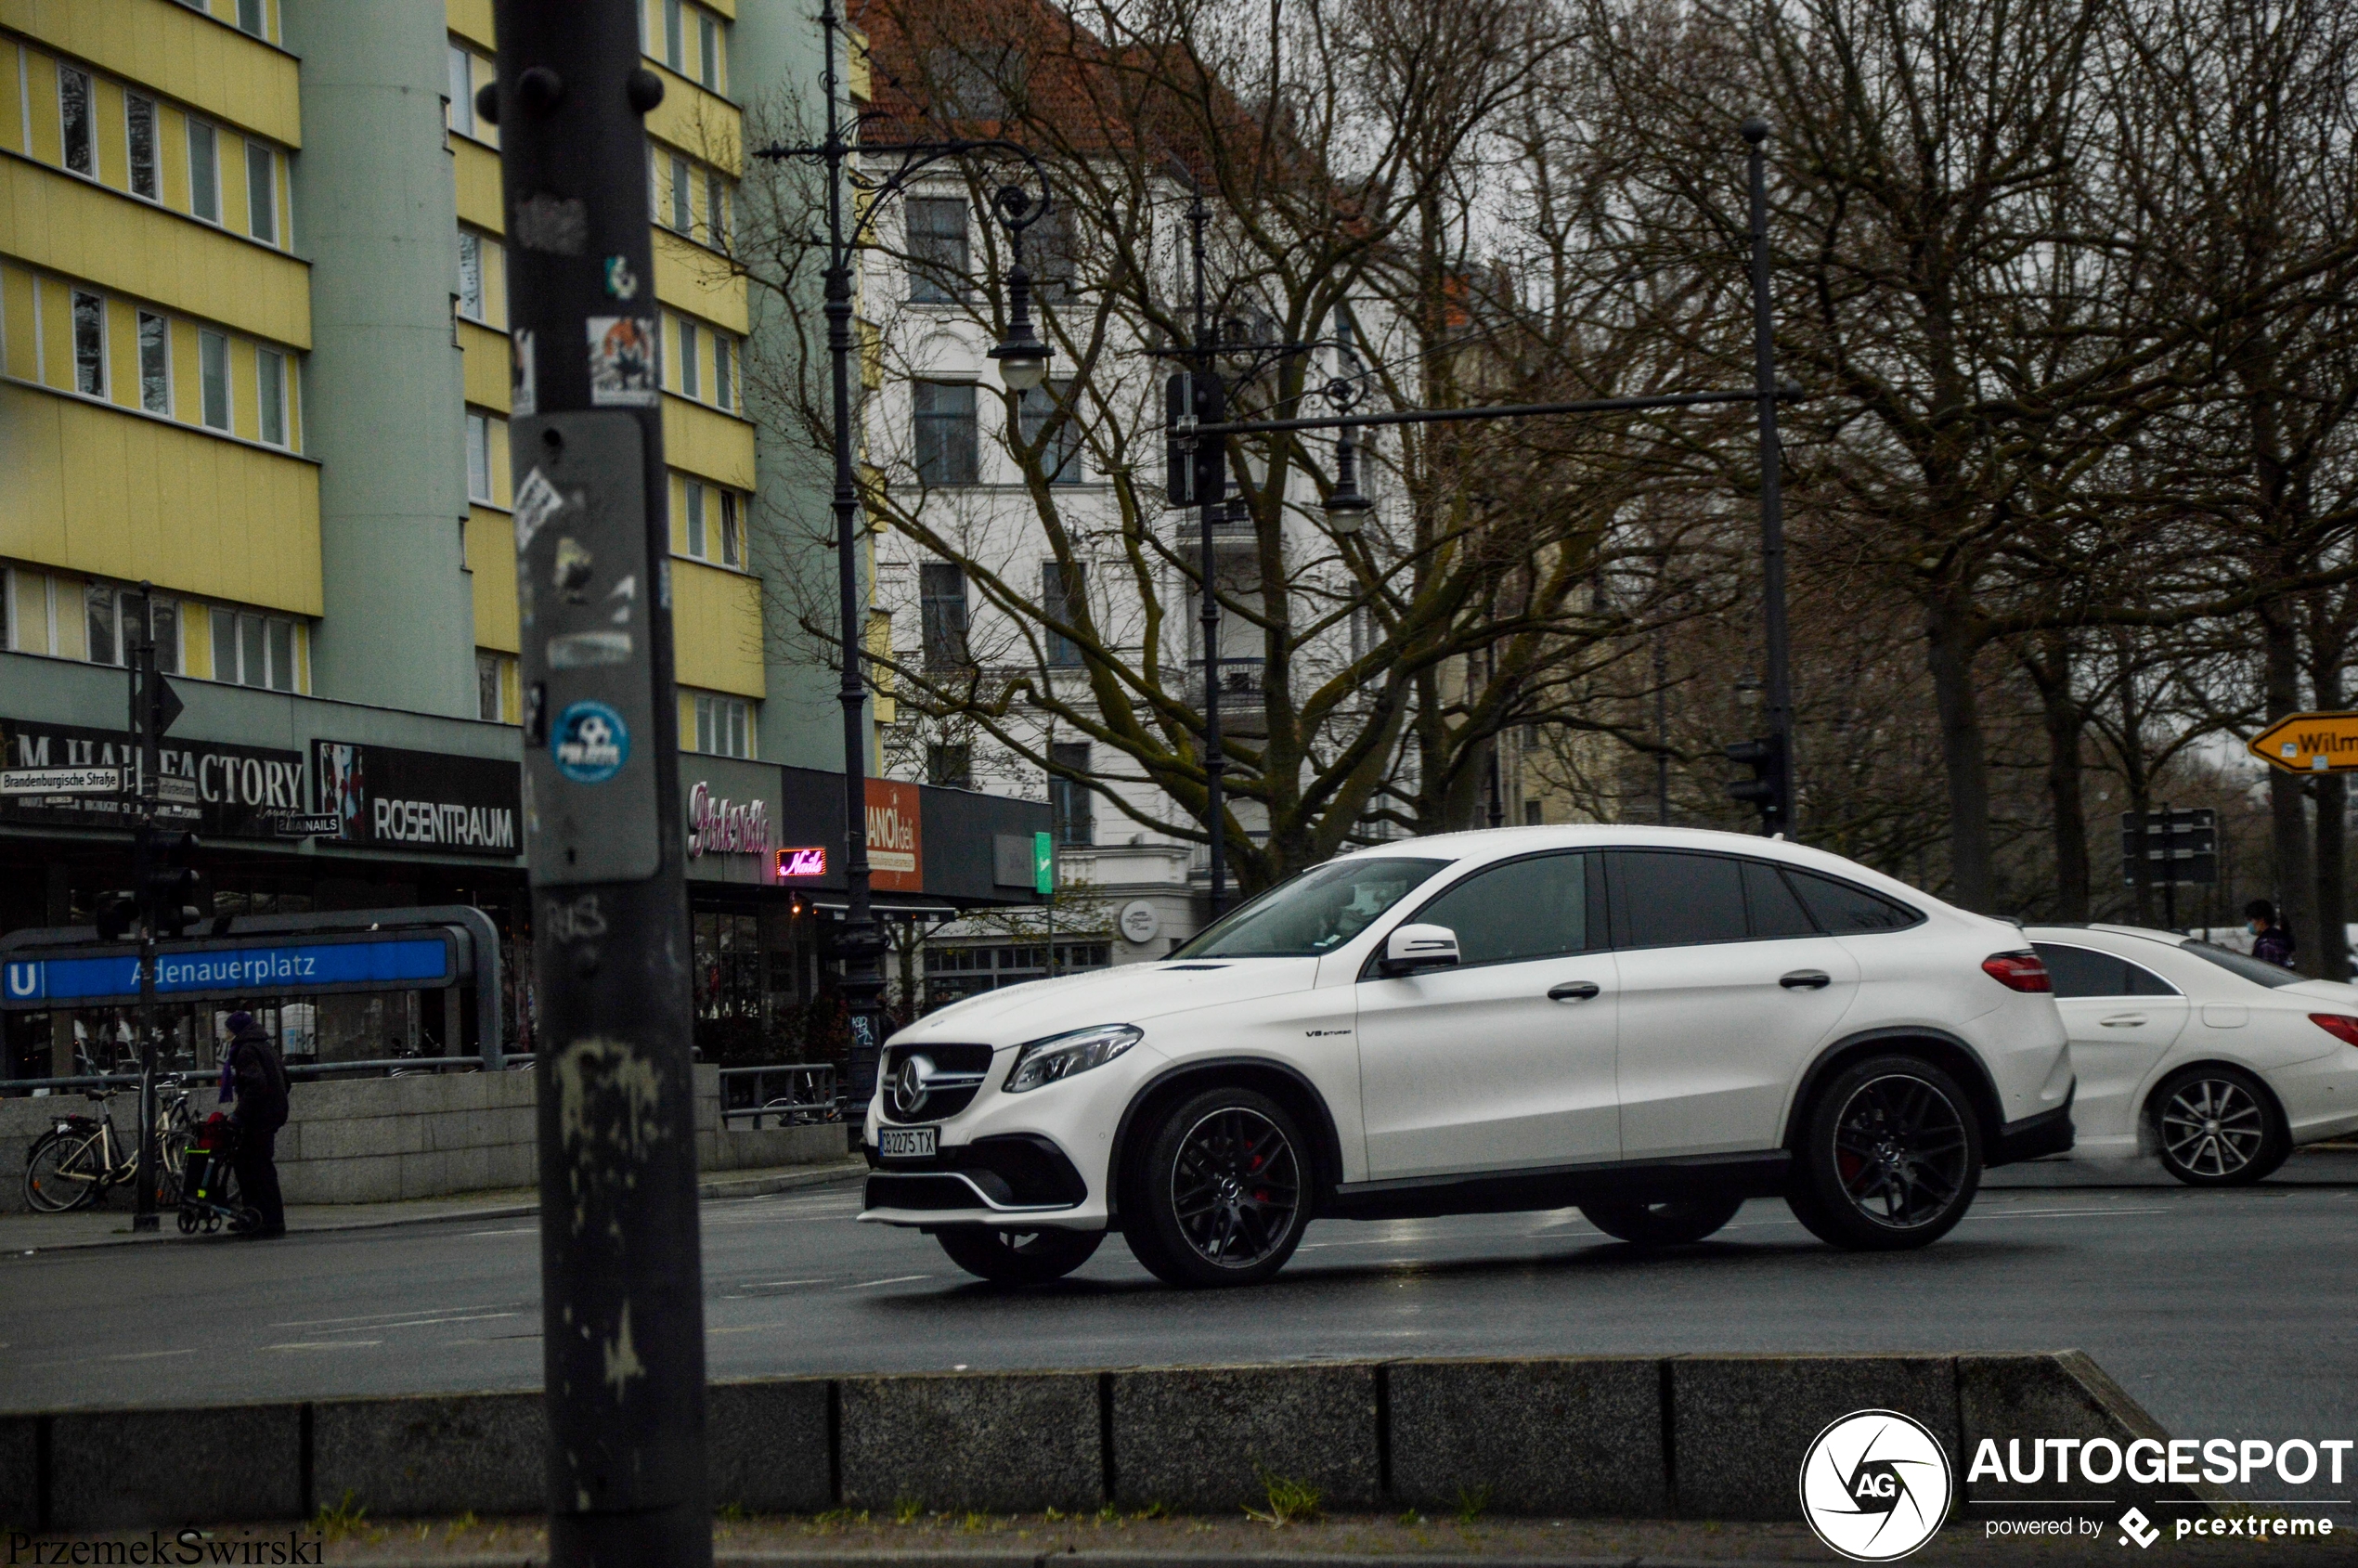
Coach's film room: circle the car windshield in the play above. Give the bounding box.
[2177,940,2304,990]
[1173,856,1452,959]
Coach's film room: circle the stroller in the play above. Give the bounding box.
[176,1112,249,1236]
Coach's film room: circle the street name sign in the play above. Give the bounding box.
[2249,711,2358,773]
[0,767,120,797]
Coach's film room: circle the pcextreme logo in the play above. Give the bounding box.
[1799,1408,1955,1562]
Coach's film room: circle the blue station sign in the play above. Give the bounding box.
[2,936,455,1009]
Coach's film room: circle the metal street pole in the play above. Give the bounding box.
[128,603,160,1234]
[814,0,890,1106]
[481,5,711,1562]
[1743,118,1797,838]
[1182,174,1227,920]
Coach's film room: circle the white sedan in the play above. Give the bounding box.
[2024,924,2358,1183]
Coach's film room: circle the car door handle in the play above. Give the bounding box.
[1548,980,1601,1002]
[2098,1014,2146,1027]
[1780,970,1832,991]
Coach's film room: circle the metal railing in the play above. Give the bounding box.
[0,1056,537,1096]
[719,1063,841,1127]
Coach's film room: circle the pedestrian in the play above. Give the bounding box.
[218,1010,290,1238]
[2246,899,2297,968]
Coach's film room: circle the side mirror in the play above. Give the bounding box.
[1379,923,1461,978]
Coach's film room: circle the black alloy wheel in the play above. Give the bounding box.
[1787,1054,1982,1251]
[1578,1195,1744,1245]
[934,1224,1104,1285]
[2152,1068,2288,1186]
[1126,1087,1311,1288]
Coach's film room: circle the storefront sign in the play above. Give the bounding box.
[0,719,304,838]
[315,741,522,857]
[4,934,453,1008]
[865,777,924,890]
[686,780,772,859]
[777,846,827,877]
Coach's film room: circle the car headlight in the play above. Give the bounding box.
[1004,1023,1142,1094]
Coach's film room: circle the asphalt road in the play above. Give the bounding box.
[3,1167,2354,1469]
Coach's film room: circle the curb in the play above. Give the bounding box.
[343,1557,1812,1568]
[3,1160,864,1253]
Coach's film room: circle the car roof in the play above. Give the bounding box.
[1340,824,1948,906]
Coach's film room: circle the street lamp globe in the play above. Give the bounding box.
[992,331,1051,391]
[1320,484,1372,535]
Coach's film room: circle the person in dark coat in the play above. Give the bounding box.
[219,1011,290,1238]
[2246,899,2297,968]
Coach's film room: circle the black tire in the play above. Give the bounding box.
[1786,1054,1982,1251]
[22,1129,106,1213]
[935,1225,1104,1284]
[1123,1086,1313,1288]
[1579,1195,1744,1245]
[2150,1067,2289,1186]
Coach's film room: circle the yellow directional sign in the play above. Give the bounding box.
[2248,711,2358,773]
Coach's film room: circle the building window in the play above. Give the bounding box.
[58,65,93,175]
[86,584,119,667]
[199,331,230,430]
[683,481,707,557]
[1043,560,1084,667]
[926,743,972,790]
[447,45,474,136]
[150,599,180,674]
[713,335,733,411]
[706,176,729,251]
[247,143,277,242]
[669,155,692,232]
[213,610,298,691]
[256,349,287,446]
[905,197,969,303]
[126,95,159,200]
[137,313,170,415]
[1018,381,1081,483]
[920,562,969,667]
[1049,742,1093,846]
[466,412,493,502]
[913,381,978,486]
[678,318,700,398]
[476,651,504,722]
[693,693,750,758]
[458,232,485,320]
[663,0,685,71]
[1523,799,1544,825]
[236,0,265,37]
[719,491,743,566]
[698,12,720,88]
[188,120,221,222]
[71,292,105,398]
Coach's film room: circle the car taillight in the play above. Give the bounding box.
[1982,952,2053,992]
[2309,1014,2358,1048]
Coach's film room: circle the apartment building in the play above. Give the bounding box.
[0,0,1045,1078]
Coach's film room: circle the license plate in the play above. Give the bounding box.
[876,1126,936,1160]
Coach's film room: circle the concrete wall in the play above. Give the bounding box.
[0,1063,844,1212]
[0,1352,2209,1531]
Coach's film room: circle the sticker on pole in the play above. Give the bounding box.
[1797,1409,1951,1562]
[551,701,629,784]
[587,317,659,406]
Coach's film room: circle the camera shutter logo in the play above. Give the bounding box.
[551,701,629,784]
[1798,1409,1952,1562]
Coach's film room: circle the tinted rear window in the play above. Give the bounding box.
[2032,942,2182,999]
[2179,940,2304,990]
[1785,869,1923,934]
[1613,851,1750,948]
[1743,860,1819,939]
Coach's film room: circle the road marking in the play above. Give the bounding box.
[105,1348,198,1362]
[466,1226,539,1238]
[841,1274,931,1289]
[264,1341,384,1351]
[735,1278,827,1289]
[1969,1207,2168,1220]
[271,1305,510,1328]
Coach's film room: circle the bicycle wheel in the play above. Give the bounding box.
[156,1104,190,1208]
[23,1130,109,1212]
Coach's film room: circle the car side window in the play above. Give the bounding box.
[1783,868,1924,933]
[1742,860,1819,939]
[1609,850,1749,950]
[2033,942,2183,999]
[1408,851,1592,967]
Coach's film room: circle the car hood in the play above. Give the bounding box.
[888,958,1325,1048]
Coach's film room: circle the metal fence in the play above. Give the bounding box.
[719,1063,839,1127]
[0,1056,537,1096]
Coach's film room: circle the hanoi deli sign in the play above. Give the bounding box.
[865,777,922,890]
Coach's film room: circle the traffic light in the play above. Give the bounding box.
[1163,370,1227,506]
[137,828,208,937]
[1725,732,1788,834]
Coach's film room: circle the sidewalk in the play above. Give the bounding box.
[1984,1143,2358,1187]
[0,1157,865,1253]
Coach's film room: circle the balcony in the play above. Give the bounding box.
[1189,656,1268,734]
[1173,499,1260,551]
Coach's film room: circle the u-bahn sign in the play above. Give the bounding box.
[2248,712,2358,774]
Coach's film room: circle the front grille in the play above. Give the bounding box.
[863,1134,1088,1211]
[864,1173,987,1212]
[877,1043,995,1124]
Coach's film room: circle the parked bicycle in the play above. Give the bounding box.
[20,1083,191,1213]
